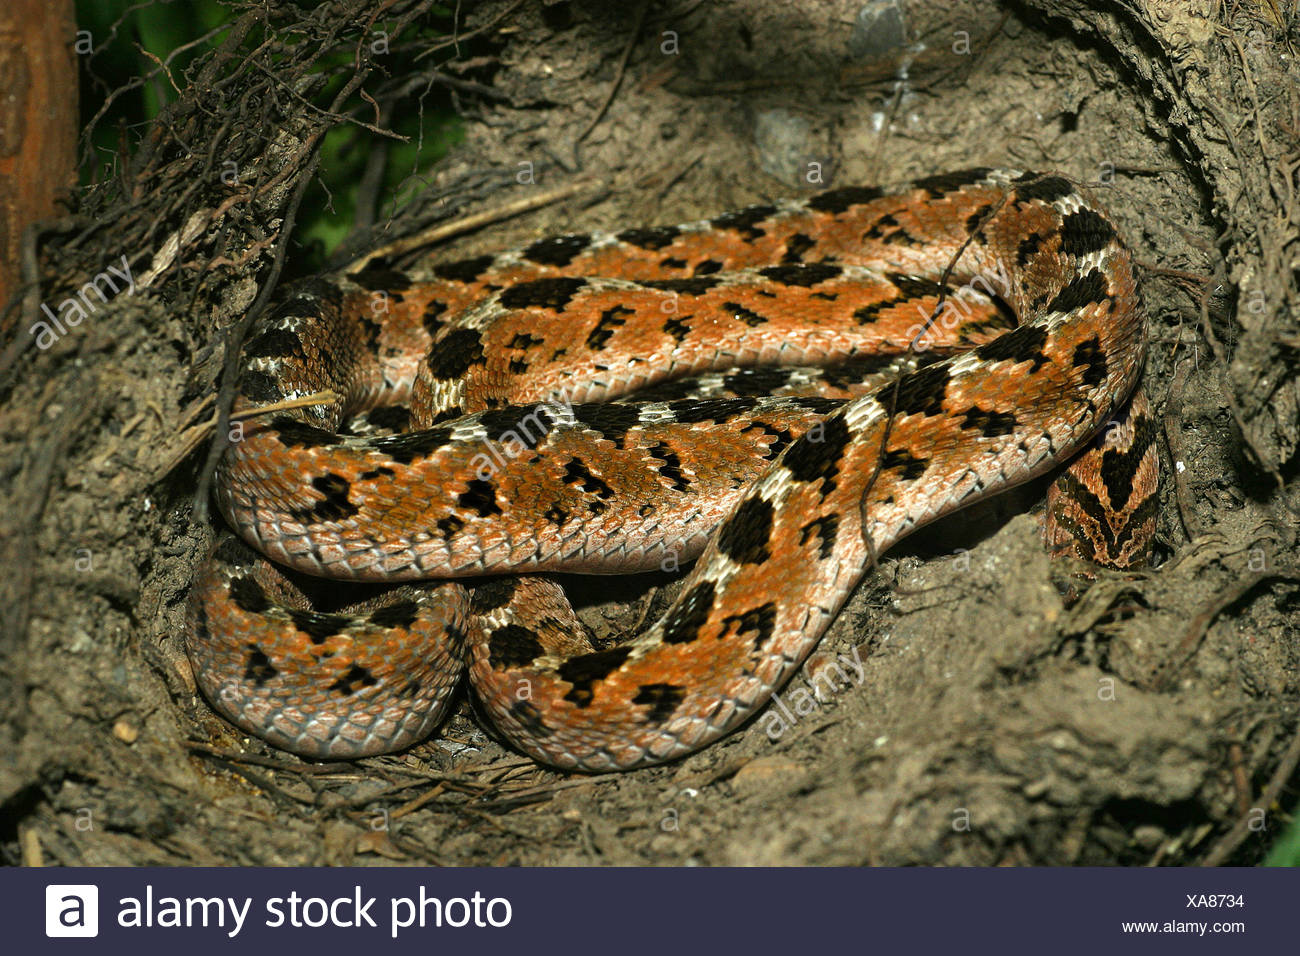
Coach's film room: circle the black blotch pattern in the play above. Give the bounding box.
[433,255,496,283]
[1098,413,1155,508]
[470,578,518,613]
[913,168,993,197]
[782,233,816,262]
[488,624,545,670]
[477,405,560,442]
[507,332,544,349]
[499,276,588,311]
[427,327,486,380]
[1059,208,1116,258]
[665,397,753,424]
[543,504,570,526]
[725,300,769,327]
[350,264,412,292]
[458,479,502,516]
[294,473,359,523]
[562,459,614,499]
[710,204,778,240]
[362,405,410,432]
[782,414,852,493]
[959,406,1019,437]
[214,536,256,569]
[974,324,1050,371]
[368,600,420,631]
[268,279,338,322]
[244,645,278,685]
[571,404,642,448]
[1072,336,1109,388]
[369,427,454,465]
[864,212,904,243]
[239,369,282,403]
[287,608,348,645]
[742,421,795,460]
[508,699,552,736]
[271,418,335,448]
[356,312,385,349]
[662,315,691,342]
[798,514,839,559]
[647,441,690,491]
[358,465,396,481]
[437,515,464,538]
[723,367,790,397]
[722,603,777,651]
[632,683,686,723]
[1012,173,1074,205]
[660,256,688,270]
[244,327,303,360]
[522,234,592,266]
[886,271,942,298]
[716,497,774,565]
[1044,268,1109,316]
[642,276,722,295]
[852,296,902,325]
[880,447,929,481]
[229,575,271,614]
[964,203,994,238]
[617,225,682,250]
[662,581,716,645]
[587,305,634,350]
[886,364,951,417]
[422,298,447,337]
[559,647,632,707]
[807,185,884,213]
[328,665,378,696]
[790,396,841,415]
[868,212,899,239]
[693,258,723,275]
[1016,232,1045,267]
[758,263,843,287]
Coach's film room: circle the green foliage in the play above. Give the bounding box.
[1263,802,1300,866]
[74,0,463,261]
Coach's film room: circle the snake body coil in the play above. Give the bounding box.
[187,168,1152,771]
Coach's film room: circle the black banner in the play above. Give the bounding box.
[7,867,1283,953]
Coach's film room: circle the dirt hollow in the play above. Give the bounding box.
[1,0,1298,866]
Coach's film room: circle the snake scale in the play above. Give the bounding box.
[186,167,1155,771]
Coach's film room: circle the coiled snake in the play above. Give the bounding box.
[186,168,1154,771]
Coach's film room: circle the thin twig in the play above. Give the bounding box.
[342,179,600,274]
[573,0,651,155]
[1201,719,1300,866]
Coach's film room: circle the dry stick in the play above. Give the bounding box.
[1201,717,1300,866]
[1153,568,1300,693]
[413,0,530,63]
[156,390,339,480]
[856,184,1011,572]
[190,147,322,524]
[342,179,600,276]
[184,741,360,776]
